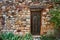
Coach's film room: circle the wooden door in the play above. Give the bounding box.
[31,11,41,35]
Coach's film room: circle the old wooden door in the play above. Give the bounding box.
[31,11,41,35]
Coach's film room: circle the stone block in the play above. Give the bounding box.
[20,27,25,30]
[26,12,30,15]
[21,30,27,32]
[24,27,30,30]
[26,15,30,17]
[27,10,30,13]
[26,25,30,27]
[26,19,30,22]
[42,16,46,19]
[26,22,30,25]
[42,12,47,15]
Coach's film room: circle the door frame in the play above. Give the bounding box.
[30,8,42,35]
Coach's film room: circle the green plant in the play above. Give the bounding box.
[1,32,14,40]
[40,35,57,40]
[49,6,60,38]
[23,33,33,40]
[0,32,23,40]
[40,35,48,40]
[11,35,21,40]
[0,36,3,40]
[51,0,60,2]
[49,7,60,29]
[0,32,33,40]
[18,36,23,40]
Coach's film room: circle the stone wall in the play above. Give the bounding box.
[40,8,54,35]
[7,7,31,35]
[0,0,54,35]
[1,7,31,35]
[0,0,31,35]
[13,7,31,35]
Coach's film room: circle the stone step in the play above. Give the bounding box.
[33,37,41,40]
[33,35,41,40]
